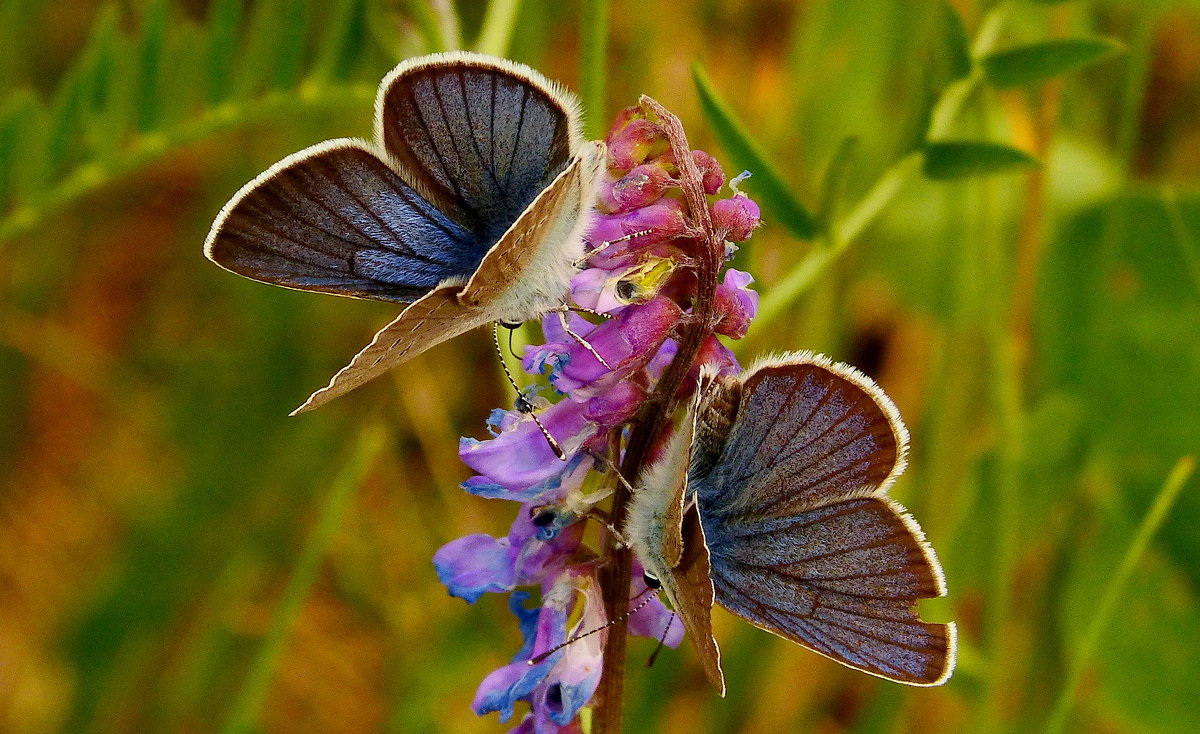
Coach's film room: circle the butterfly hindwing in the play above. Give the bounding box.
[205,139,489,302]
[706,496,954,685]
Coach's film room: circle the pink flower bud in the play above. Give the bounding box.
[711,194,761,242]
[596,164,673,214]
[607,119,667,171]
[691,150,726,194]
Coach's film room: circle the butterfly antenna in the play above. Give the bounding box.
[528,586,658,666]
[491,325,566,460]
[555,310,613,370]
[576,228,654,266]
[646,612,676,668]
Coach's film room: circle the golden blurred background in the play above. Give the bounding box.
[1,0,1199,732]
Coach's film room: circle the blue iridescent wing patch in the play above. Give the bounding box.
[205,140,487,302]
[377,57,576,245]
[690,354,955,686]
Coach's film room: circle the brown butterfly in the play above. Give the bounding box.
[205,52,606,414]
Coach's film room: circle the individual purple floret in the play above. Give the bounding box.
[435,102,760,730]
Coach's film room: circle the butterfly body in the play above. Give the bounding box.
[204,52,604,412]
[627,352,956,692]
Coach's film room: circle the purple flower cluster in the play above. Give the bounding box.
[433,104,761,731]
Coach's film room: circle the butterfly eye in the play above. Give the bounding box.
[530,507,557,527]
[615,279,639,303]
[642,571,662,590]
[498,319,523,330]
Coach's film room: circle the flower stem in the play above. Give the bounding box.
[592,96,724,734]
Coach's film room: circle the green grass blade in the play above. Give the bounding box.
[235,0,285,99]
[692,62,816,241]
[274,0,312,90]
[981,37,1124,89]
[135,0,170,133]
[312,0,368,83]
[475,0,523,57]
[0,91,42,210]
[219,427,386,734]
[1044,457,1196,734]
[204,0,244,104]
[580,0,608,139]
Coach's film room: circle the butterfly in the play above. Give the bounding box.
[204,52,607,414]
[626,352,956,694]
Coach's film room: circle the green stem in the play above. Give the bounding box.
[751,153,921,334]
[1161,185,1200,298]
[474,0,523,57]
[0,81,376,245]
[580,0,608,139]
[1043,457,1195,734]
[219,427,385,734]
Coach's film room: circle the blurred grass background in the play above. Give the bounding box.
[1,0,1198,732]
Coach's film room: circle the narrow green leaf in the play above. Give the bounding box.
[135,0,170,133]
[312,0,368,83]
[220,427,385,734]
[158,25,207,129]
[45,65,87,179]
[0,92,41,209]
[922,140,1038,180]
[580,0,608,139]
[94,38,137,158]
[274,0,311,89]
[815,135,858,233]
[235,0,285,99]
[691,62,816,241]
[981,37,1123,89]
[940,0,971,81]
[72,4,122,157]
[204,0,244,104]
[1044,457,1195,734]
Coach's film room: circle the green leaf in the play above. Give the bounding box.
[691,62,816,241]
[922,140,1038,179]
[981,37,1123,89]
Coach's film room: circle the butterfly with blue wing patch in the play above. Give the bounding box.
[627,352,956,694]
[204,52,606,414]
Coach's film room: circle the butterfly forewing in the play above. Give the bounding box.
[377,54,579,242]
[695,357,905,519]
[205,140,491,302]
